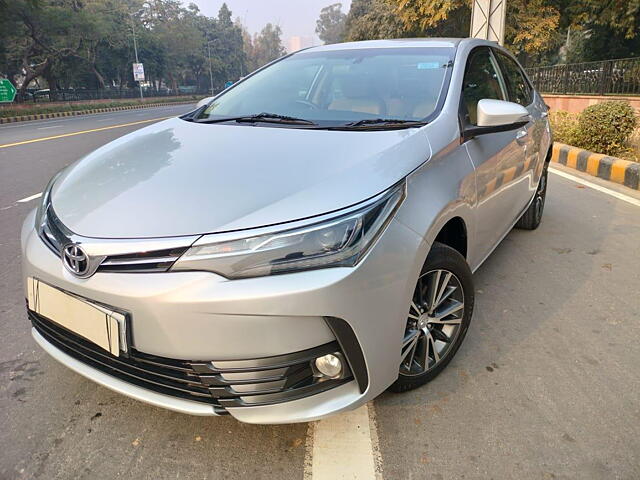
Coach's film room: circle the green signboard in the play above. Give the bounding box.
[0,79,17,103]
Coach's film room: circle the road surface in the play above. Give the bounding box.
[1,105,639,479]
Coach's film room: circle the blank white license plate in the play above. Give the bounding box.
[27,277,126,356]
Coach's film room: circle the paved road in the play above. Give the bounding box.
[1,107,639,479]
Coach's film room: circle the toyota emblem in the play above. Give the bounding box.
[62,243,89,277]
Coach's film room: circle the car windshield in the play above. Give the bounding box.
[197,47,455,127]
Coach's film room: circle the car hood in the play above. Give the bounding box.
[51,118,431,238]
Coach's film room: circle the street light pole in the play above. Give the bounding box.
[131,14,144,100]
[207,41,214,96]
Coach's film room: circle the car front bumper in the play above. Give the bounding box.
[21,209,426,424]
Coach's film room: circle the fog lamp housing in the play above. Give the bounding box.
[312,353,346,379]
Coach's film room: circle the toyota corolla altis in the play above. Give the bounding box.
[22,38,551,424]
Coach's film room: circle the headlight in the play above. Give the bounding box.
[172,182,405,278]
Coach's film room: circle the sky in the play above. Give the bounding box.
[185,0,352,47]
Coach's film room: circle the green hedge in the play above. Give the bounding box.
[550,101,639,161]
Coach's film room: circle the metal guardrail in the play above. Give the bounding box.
[14,88,209,103]
[526,57,640,96]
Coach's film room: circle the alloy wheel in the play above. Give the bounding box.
[400,269,465,376]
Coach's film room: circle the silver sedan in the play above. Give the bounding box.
[21,38,552,424]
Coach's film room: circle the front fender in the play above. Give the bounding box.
[394,139,477,267]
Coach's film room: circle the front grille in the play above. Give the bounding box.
[97,247,188,273]
[39,206,189,274]
[30,311,350,409]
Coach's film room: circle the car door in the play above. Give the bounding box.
[493,49,543,216]
[461,47,526,261]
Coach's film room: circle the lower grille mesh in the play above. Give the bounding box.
[30,310,350,409]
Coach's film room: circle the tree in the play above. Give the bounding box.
[251,23,287,70]
[209,4,246,83]
[504,0,560,58]
[561,0,640,62]
[385,0,640,64]
[2,0,82,96]
[237,19,258,73]
[344,0,406,41]
[316,3,347,44]
[391,0,467,34]
[388,0,559,57]
[0,0,253,95]
[572,0,640,40]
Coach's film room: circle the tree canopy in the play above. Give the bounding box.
[329,0,640,65]
[0,1,287,95]
[343,0,406,41]
[316,3,347,45]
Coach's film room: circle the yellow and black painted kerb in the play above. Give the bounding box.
[0,100,197,125]
[552,143,640,190]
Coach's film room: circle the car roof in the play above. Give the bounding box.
[303,38,496,53]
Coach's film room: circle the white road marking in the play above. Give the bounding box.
[95,117,116,122]
[17,192,42,203]
[37,125,62,130]
[305,403,382,480]
[549,166,640,207]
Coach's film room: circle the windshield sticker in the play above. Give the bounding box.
[417,62,440,70]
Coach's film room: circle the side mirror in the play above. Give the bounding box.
[196,96,215,108]
[463,99,530,141]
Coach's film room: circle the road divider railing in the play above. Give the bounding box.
[0,100,197,125]
[552,143,640,190]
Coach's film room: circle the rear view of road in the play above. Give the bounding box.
[1,107,639,479]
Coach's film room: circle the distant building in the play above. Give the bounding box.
[288,36,316,53]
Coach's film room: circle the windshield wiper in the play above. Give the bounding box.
[341,118,427,129]
[196,112,317,126]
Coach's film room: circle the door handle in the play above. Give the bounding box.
[516,129,528,140]
[541,111,549,118]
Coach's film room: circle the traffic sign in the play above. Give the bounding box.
[132,63,145,82]
[0,79,17,103]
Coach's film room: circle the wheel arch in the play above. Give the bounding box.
[432,216,468,259]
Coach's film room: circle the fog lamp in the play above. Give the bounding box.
[314,353,343,378]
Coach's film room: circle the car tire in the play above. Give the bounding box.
[389,242,474,393]
[515,162,548,230]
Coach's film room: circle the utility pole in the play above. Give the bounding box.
[131,14,144,100]
[470,0,506,45]
[207,41,214,96]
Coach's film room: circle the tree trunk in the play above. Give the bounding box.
[19,58,50,96]
[91,65,106,89]
[43,63,58,101]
